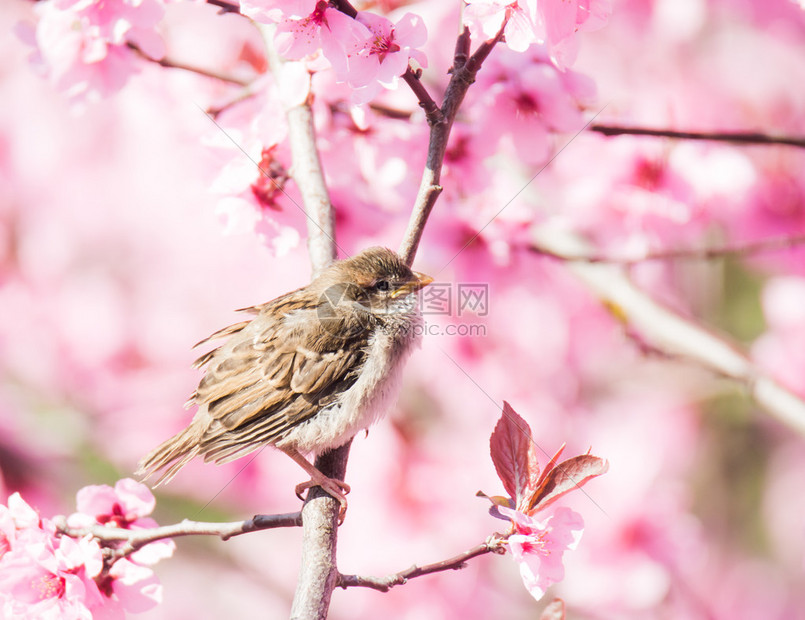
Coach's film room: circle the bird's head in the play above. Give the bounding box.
[313,248,433,331]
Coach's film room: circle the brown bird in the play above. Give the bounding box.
[136,247,432,514]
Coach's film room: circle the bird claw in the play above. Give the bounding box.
[295,477,351,523]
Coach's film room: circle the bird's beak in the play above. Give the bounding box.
[391,271,434,299]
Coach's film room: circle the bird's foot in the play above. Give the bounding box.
[295,477,351,523]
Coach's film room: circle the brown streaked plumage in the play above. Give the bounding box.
[136,247,432,514]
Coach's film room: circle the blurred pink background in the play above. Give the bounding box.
[3,0,805,617]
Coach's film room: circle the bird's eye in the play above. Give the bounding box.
[375,280,390,292]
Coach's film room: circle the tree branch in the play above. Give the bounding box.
[206,80,267,119]
[398,26,504,266]
[338,538,505,592]
[590,124,805,148]
[53,512,302,561]
[260,23,341,620]
[260,26,337,276]
[531,225,805,436]
[291,442,351,619]
[127,43,251,87]
[533,233,805,265]
[401,67,443,125]
[328,0,440,124]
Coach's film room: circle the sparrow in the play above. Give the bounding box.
[136,247,432,515]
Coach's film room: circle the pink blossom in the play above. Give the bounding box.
[346,12,428,103]
[471,47,595,166]
[538,0,610,67]
[99,557,164,615]
[68,479,175,566]
[204,77,306,254]
[499,506,584,601]
[24,0,165,104]
[0,484,171,617]
[74,478,155,525]
[464,0,543,52]
[463,0,610,66]
[271,6,427,104]
[4,492,43,532]
[0,524,105,619]
[0,494,47,563]
[272,2,369,81]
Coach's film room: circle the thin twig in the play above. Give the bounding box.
[127,43,251,87]
[398,25,505,266]
[338,538,506,592]
[331,0,358,18]
[590,124,805,148]
[329,0,440,123]
[368,102,414,120]
[207,81,265,119]
[53,512,302,560]
[206,0,240,13]
[531,226,805,436]
[533,233,805,265]
[401,67,443,125]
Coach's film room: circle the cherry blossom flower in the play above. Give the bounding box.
[499,505,585,601]
[464,0,543,52]
[0,494,48,569]
[346,12,428,103]
[0,494,105,618]
[269,1,369,82]
[250,3,427,104]
[464,0,610,66]
[471,46,595,166]
[203,76,305,254]
[67,478,175,566]
[0,484,171,618]
[538,0,611,67]
[23,0,165,104]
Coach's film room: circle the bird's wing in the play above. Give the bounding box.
[189,301,371,461]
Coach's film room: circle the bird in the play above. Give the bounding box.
[136,247,433,516]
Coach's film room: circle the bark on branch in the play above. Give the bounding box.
[53,512,302,560]
[589,124,805,148]
[127,42,250,86]
[398,26,506,266]
[338,538,505,592]
[260,22,341,620]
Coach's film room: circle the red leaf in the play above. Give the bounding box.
[528,454,608,513]
[536,442,566,488]
[490,402,539,506]
[539,599,565,620]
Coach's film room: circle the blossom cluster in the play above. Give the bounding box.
[483,403,607,601]
[463,0,611,66]
[20,0,166,105]
[240,0,428,104]
[0,479,173,618]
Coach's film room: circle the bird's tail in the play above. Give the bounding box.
[135,422,204,487]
